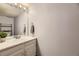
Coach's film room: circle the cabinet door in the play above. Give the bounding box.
[10,49,24,56]
[25,44,36,56]
[24,39,36,56]
[0,44,24,56]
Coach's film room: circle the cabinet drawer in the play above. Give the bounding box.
[0,44,24,56]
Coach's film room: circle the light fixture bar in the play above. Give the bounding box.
[7,3,29,11]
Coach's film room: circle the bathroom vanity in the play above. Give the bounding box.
[0,36,37,56]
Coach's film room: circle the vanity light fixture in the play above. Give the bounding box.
[8,3,30,11]
[14,3,29,11]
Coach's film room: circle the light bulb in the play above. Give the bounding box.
[19,5,22,8]
[23,7,26,10]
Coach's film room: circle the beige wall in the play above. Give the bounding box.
[29,3,79,56]
[15,3,79,56]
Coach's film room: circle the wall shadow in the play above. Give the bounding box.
[36,39,41,56]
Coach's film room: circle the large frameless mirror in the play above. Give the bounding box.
[0,3,30,37]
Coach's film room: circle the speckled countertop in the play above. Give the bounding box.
[0,35,36,51]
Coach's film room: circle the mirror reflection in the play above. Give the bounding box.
[0,3,30,37]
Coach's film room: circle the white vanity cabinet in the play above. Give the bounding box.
[0,38,36,56]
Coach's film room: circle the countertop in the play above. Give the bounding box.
[0,35,37,51]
